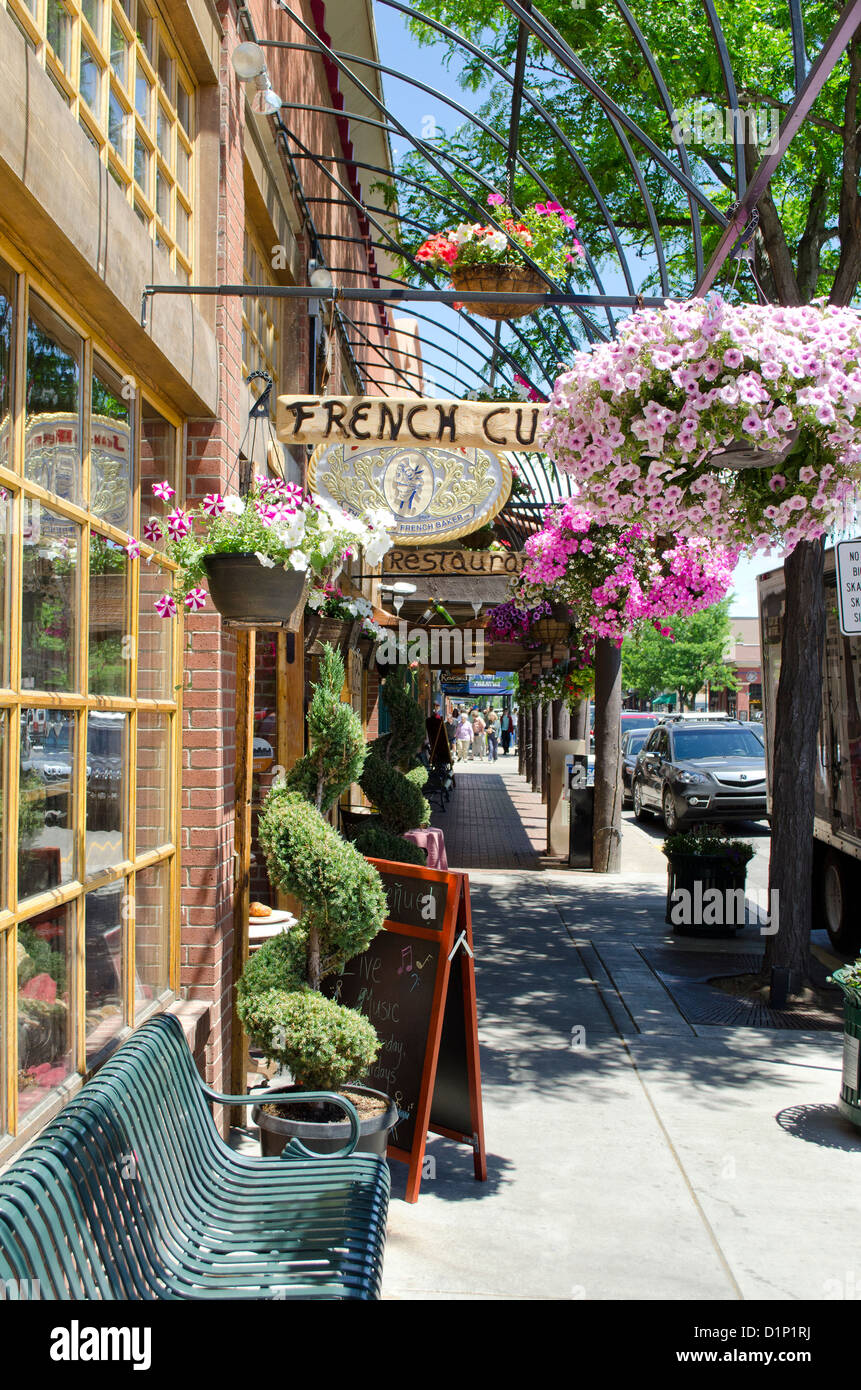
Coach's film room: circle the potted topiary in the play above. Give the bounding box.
[353,666,432,867]
[662,828,755,934]
[237,645,398,1155]
[128,477,394,628]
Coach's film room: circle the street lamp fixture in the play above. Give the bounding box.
[308,260,334,290]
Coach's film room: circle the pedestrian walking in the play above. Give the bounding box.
[471,709,486,760]
[454,711,473,762]
[500,708,512,756]
[486,708,499,761]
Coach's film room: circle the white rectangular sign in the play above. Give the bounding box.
[844,1032,860,1093]
[836,539,861,636]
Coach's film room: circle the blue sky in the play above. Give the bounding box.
[371,4,783,615]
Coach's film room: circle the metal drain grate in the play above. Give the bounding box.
[637,947,842,1031]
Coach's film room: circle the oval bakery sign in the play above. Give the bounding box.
[282,396,536,545]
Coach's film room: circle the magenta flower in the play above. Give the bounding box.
[487,192,505,206]
[768,474,787,492]
[202,493,225,516]
[152,479,175,502]
[126,537,141,559]
[143,519,162,544]
[155,594,177,618]
[184,587,207,612]
[166,507,191,539]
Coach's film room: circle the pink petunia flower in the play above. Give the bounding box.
[126,537,141,559]
[202,493,225,516]
[166,508,191,539]
[487,192,505,206]
[152,479,175,502]
[155,594,177,618]
[143,519,162,544]
[184,587,207,611]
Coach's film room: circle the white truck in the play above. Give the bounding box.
[759,550,861,953]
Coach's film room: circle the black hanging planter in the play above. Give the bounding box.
[202,554,309,628]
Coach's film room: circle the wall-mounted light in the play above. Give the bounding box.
[308,259,334,290]
[231,42,282,115]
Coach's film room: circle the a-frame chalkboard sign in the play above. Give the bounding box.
[329,858,486,1203]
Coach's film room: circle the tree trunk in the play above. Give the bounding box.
[593,638,622,873]
[763,537,826,997]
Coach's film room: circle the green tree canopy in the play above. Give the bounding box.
[622,601,739,709]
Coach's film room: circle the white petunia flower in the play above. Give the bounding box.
[255,552,276,568]
[288,551,309,571]
[221,495,244,516]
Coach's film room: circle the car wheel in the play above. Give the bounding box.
[820,850,861,954]
[632,782,649,821]
[662,787,680,833]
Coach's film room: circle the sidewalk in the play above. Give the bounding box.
[382,759,856,1300]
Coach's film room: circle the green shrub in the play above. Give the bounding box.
[354,823,428,866]
[236,644,388,1092]
[359,667,431,833]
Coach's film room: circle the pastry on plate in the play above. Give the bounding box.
[249,901,272,918]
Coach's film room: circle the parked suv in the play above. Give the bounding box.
[632,718,768,831]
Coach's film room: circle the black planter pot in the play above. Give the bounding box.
[202,554,309,627]
[252,1083,399,1158]
[665,851,748,934]
[338,805,381,843]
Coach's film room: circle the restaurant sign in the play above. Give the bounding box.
[308,439,513,545]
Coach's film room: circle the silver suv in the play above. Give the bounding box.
[632,718,768,831]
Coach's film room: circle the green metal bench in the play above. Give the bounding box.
[0,1013,389,1299]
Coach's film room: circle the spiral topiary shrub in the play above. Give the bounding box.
[355,667,431,863]
[236,645,388,1091]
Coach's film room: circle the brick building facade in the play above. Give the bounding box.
[0,0,418,1156]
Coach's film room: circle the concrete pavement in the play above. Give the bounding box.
[382,759,856,1300]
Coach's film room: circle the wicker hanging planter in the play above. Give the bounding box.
[531,603,572,646]
[308,616,362,658]
[451,264,546,321]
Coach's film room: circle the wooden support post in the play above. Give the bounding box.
[542,701,555,803]
[532,702,543,796]
[572,697,589,743]
[231,630,256,1119]
[593,638,622,873]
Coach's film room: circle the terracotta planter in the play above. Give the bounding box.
[451,264,546,321]
[202,555,309,628]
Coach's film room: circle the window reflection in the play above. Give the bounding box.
[85,882,125,1063]
[140,398,175,528]
[86,712,127,876]
[134,861,169,1018]
[18,710,76,900]
[18,902,75,1121]
[89,535,129,696]
[91,358,133,531]
[0,259,14,473]
[21,501,78,693]
[136,711,170,852]
[26,294,82,505]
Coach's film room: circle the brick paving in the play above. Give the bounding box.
[431,752,546,870]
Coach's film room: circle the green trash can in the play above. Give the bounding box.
[830,968,861,1128]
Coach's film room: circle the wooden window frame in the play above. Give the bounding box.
[0,233,183,1151]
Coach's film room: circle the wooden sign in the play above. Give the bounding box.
[277,394,542,451]
[307,439,511,546]
[328,858,486,1203]
[385,547,526,577]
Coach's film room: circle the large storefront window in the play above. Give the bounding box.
[3,0,195,279]
[0,245,182,1147]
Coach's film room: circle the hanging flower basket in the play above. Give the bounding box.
[414,196,584,324]
[531,602,573,646]
[202,555,309,628]
[451,265,546,321]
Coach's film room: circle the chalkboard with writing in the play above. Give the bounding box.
[326,857,486,1202]
[332,932,441,1154]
